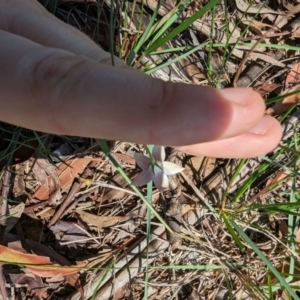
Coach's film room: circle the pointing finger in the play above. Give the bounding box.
[0,30,272,148]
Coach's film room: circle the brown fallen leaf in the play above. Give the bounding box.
[255,83,279,97]
[184,156,216,179]
[0,245,81,277]
[49,220,95,247]
[102,173,128,201]
[5,202,25,234]
[179,58,205,85]
[56,158,102,192]
[76,210,125,227]
[28,264,80,278]
[286,61,300,84]
[112,153,135,165]
[8,271,48,299]
[32,158,61,204]
[65,273,85,300]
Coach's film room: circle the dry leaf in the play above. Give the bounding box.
[8,272,48,299]
[179,58,205,85]
[5,202,25,234]
[49,220,93,246]
[65,273,85,299]
[255,83,279,96]
[13,164,26,197]
[77,210,125,227]
[184,156,215,179]
[32,159,61,204]
[0,244,50,265]
[28,264,80,278]
[112,153,135,165]
[0,245,80,277]
[56,158,102,192]
[286,61,300,84]
[103,173,128,201]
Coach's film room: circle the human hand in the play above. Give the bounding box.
[0,0,282,158]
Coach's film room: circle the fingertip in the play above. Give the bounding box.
[217,88,265,107]
[176,116,282,158]
[214,88,266,141]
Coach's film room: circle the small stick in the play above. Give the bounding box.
[47,178,82,228]
[48,161,98,227]
[0,169,11,300]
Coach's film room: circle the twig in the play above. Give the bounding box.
[0,170,10,300]
[48,161,98,227]
[0,266,7,300]
[0,170,10,229]
[47,178,82,228]
[93,181,137,196]
[164,150,184,248]
[68,225,168,300]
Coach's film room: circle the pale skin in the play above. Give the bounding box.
[0,0,282,158]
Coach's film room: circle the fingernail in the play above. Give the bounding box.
[249,117,273,135]
[217,88,258,105]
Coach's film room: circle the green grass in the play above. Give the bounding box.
[106,0,300,298]
[2,0,300,299]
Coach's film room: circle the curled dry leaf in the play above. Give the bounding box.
[0,245,80,277]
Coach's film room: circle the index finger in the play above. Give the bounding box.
[0,30,266,147]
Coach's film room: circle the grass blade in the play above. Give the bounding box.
[231,220,300,299]
[144,0,221,55]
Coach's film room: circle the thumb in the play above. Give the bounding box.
[0,30,265,147]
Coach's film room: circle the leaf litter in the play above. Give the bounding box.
[1,0,300,299]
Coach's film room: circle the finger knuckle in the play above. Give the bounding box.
[25,49,88,101]
[144,79,176,142]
